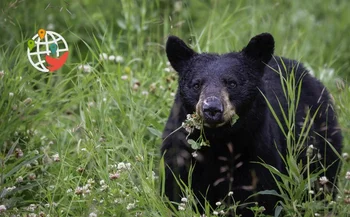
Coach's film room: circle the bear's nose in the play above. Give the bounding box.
[202,96,224,123]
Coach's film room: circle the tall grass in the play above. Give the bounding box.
[0,0,349,216]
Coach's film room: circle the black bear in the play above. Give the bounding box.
[161,33,342,216]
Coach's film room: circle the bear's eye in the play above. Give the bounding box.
[227,80,237,88]
[193,83,201,90]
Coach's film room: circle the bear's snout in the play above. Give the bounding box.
[202,96,224,124]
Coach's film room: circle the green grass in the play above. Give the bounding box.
[0,0,349,216]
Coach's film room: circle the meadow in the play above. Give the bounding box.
[0,0,349,216]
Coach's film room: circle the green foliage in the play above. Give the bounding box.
[0,0,349,216]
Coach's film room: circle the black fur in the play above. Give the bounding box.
[161,33,342,216]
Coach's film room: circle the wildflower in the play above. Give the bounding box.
[314,213,320,216]
[228,191,234,196]
[306,145,315,157]
[52,153,60,162]
[78,64,92,73]
[16,176,23,183]
[109,172,120,180]
[343,152,349,161]
[308,190,315,195]
[220,210,225,214]
[141,90,149,95]
[76,167,84,173]
[181,197,188,203]
[213,211,219,215]
[89,212,97,217]
[114,198,122,204]
[117,162,126,170]
[9,92,14,97]
[27,204,37,211]
[164,67,171,73]
[87,178,95,184]
[99,179,105,185]
[66,188,73,193]
[126,202,135,210]
[192,151,198,157]
[28,173,36,180]
[99,53,108,61]
[15,148,23,158]
[170,92,175,97]
[319,176,329,185]
[121,75,128,80]
[178,203,185,211]
[215,201,222,206]
[182,113,202,133]
[115,55,124,63]
[39,211,46,217]
[346,171,350,180]
[0,205,6,212]
[108,55,116,61]
[75,186,83,195]
[149,83,157,92]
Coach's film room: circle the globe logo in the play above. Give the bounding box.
[27,29,69,72]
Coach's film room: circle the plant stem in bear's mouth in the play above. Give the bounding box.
[231,114,239,126]
[182,112,209,150]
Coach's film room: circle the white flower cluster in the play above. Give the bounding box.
[182,113,202,134]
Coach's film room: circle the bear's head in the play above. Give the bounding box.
[166,33,275,128]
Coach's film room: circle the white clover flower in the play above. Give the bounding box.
[308,190,315,195]
[109,172,120,180]
[343,152,349,160]
[126,202,135,210]
[115,55,124,63]
[99,53,108,61]
[9,92,14,97]
[228,191,234,196]
[77,64,92,73]
[181,197,188,203]
[164,67,171,73]
[192,151,198,158]
[306,144,315,157]
[16,176,23,183]
[220,210,225,214]
[319,176,328,185]
[52,153,60,162]
[89,212,97,217]
[213,211,219,215]
[121,75,128,80]
[117,162,126,170]
[178,203,185,211]
[0,205,7,213]
[215,201,221,206]
[87,178,95,184]
[99,180,105,185]
[66,188,73,193]
[346,171,350,180]
[141,90,149,95]
[108,55,116,61]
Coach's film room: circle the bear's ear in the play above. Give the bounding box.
[242,33,274,66]
[166,36,196,73]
